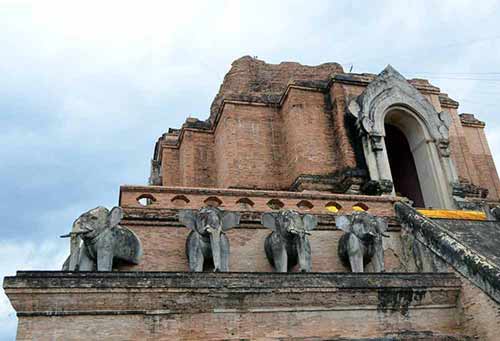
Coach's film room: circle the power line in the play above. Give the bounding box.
[344,35,500,65]
[413,76,500,82]
[406,72,500,75]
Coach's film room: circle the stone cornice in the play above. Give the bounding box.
[331,74,442,95]
[439,94,460,109]
[120,185,402,203]
[157,73,456,154]
[4,271,460,289]
[460,113,486,128]
[4,271,460,317]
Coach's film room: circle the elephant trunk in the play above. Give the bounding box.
[208,228,222,272]
[296,234,311,272]
[68,220,83,271]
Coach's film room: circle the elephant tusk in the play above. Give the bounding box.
[60,232,85,238]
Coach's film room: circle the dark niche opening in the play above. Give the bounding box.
[385,124,425,208]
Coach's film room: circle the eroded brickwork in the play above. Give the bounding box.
[458,274,500,340]
[6,272,465,341]
[462,120,500,200]
[214,103,284,189]
[155,57,500,201]
[118,224,403,273]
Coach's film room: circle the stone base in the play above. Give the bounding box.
[289,171,366,194]
[4,272,465,340]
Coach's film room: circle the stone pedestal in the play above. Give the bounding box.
[4,271,469,340]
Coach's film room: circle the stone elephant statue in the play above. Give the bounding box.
[490,206,500,220]
[262,210,317,272]
[335,212,388,272]
[61,206,142,271]
[179,207,240,272]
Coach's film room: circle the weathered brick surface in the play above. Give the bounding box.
[16,310,464,341]
[458,274,500,340]
[210,56,343,122]
[119,186,399,217]
[178,130,215,187]
[118,224,402,273]
[329,83,361,171]
[214,103,284,189]
[161,146,180,186]
[281,88,337,185]
[156,57,500,201]
[5,272,464,340]
[462,124,500,200]
[447,108,480,186]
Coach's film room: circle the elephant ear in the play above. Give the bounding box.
[109,207,124,228]
[303,214,318,231]
[335,215,352,233]
[375,216,388,234]
[178,210,199,231]
[221,211,240,231]
[261,212,278,231]
[491,206,500,220]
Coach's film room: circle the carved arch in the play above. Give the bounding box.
[352,66,451,142]
[349,66,458,208]
[236,198,255,210]
[204,196,223,207]
[297,200,314,210]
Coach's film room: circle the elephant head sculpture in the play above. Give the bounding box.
[490,206,500,221]
[335,212,388,272]
[262,210,317,272]
[61,206,142,271]
[179,207,240,272]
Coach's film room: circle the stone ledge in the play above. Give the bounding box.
[460,113,486,128]
[120,185,402,202]
[4,272,461,318]
[5,271,460,289]
[120,208,402,230]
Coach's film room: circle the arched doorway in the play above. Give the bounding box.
[384,123,425,207]
[383,107,451,208]
[352,65,458,209]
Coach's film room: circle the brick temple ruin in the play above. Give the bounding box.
[4,56,500,340]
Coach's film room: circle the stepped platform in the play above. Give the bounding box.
[4,271,467,340]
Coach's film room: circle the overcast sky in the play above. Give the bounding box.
[2,0,500,338]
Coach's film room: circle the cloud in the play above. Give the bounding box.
[1,239,68,340]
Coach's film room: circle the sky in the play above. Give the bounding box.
[1,0,500,338]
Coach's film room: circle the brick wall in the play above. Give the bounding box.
[329,83,360,171]
[119,186,399,216]
[214,103,284,189]
[119,223,403,273]
[178,130,215,187]
[463,125,500,200]
[15,309,463,341]
[458,274,500,340]
[158,83,500,200]
[6,272,465,340]
[281,88,338,185]
[447,108,480,186]
[161,146,180,186]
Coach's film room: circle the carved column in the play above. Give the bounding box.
[359,131,394,195]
